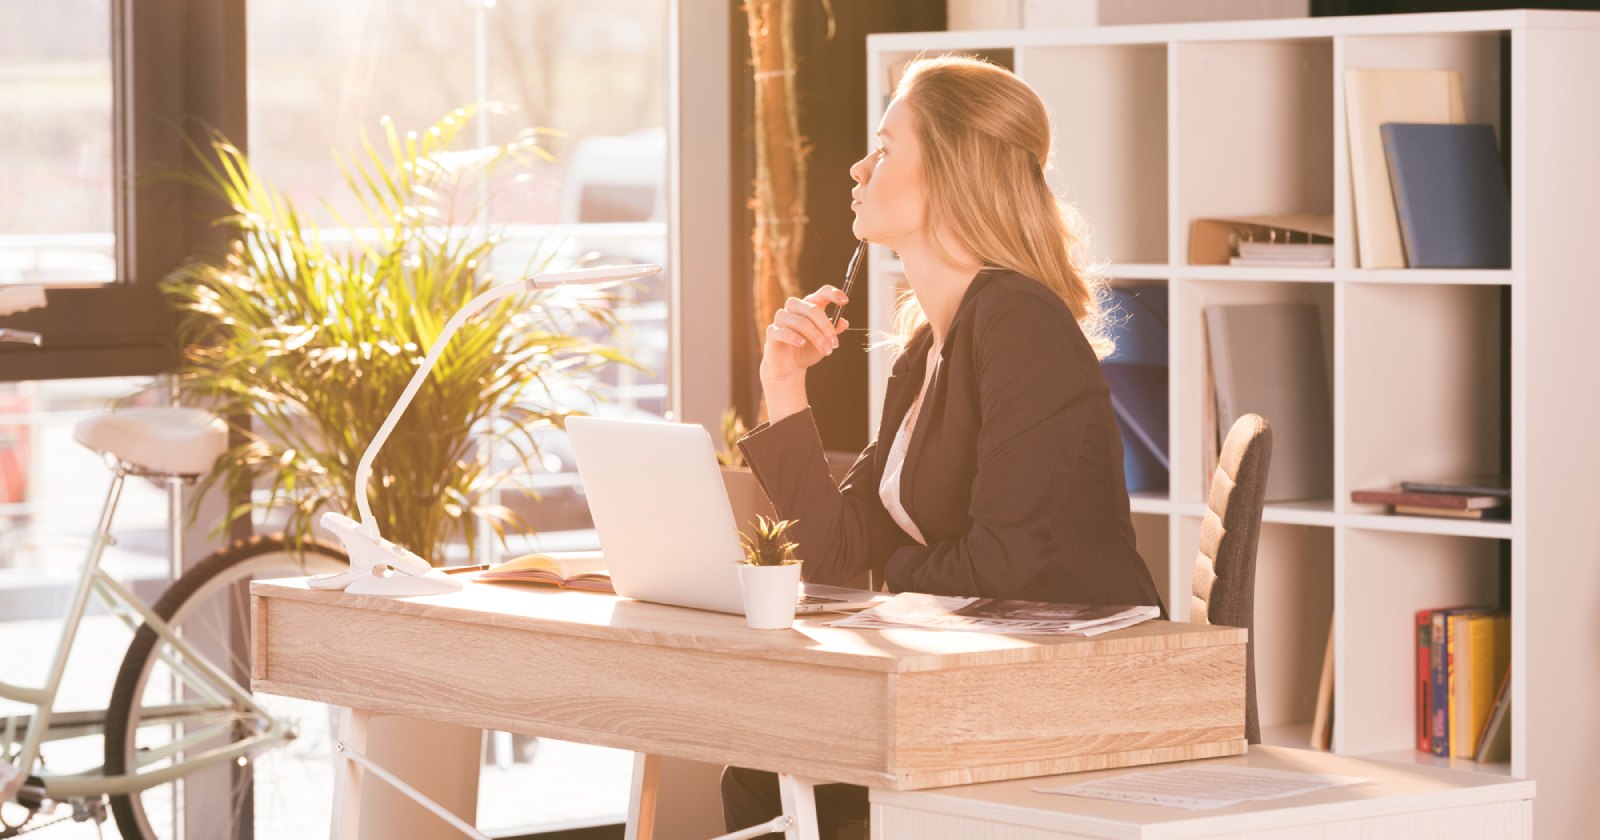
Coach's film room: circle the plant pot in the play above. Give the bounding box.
[736,562,802,630]
[721,465,776,534]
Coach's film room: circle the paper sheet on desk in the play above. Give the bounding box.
[1036,765,1370,810]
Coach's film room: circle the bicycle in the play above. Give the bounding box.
[1,321,348,839]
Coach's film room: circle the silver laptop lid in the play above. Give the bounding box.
[564,416,747,614]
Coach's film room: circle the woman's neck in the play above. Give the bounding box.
[894,233,980,344]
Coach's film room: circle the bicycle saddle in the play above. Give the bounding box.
[74,407,228,478]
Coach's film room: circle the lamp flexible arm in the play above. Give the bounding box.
[352,281,524,537]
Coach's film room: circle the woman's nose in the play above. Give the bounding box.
[849,155,871,184]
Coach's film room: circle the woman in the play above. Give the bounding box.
[721,55,1164,837]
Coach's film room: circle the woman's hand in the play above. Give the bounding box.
[759,286,850,386]
[759,286,849,423]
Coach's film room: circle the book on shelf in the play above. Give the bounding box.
[1428,606,1499,757]
[1205,303,1333,502]
[1451,612,1510,758]
[1311,615,1335,751]
[1104,285,1169,493]
[1399,475,1510,498]
[1229,241,1334,267]
[1343,68,1465,268]
[477,550,612,593]
[1416,608,1437,752]
[1393,504,1507,520]
[1350,486,1508,511]
[1381,123,1511,269]
[1187,213,1333,266]
[1474,663,1513,764]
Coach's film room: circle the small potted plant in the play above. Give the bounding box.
[736,515,803,629]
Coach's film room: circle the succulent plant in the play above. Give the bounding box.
[738,514,800,566]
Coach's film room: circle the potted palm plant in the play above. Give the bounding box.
[736,515,803,629]
[164,105,627,563]
[162,105,629,840]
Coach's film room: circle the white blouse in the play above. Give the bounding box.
[879,340,940,546]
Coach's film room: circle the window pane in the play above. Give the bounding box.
[0,1,116,286]
[246,2,669,834]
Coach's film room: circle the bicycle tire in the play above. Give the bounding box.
[103,534,346,840]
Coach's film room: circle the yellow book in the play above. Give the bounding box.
[1451,612,1510,757]
[477,550,612,593]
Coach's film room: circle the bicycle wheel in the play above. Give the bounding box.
[104,535,346,840]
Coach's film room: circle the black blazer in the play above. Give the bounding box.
[739,267,1164,610]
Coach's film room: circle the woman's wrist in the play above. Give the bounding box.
[761,373,809,424]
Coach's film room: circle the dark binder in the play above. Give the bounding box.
[1380,123,1511,269]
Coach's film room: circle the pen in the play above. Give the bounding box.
[441,564,491,575]
[828,239,866,328]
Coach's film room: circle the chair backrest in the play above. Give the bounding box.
[1191,413,1272,744]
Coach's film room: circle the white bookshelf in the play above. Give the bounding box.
[867,11,1600,836]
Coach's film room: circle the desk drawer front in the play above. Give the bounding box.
[253,597,898,786]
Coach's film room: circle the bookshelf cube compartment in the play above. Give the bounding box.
[1343,283,1506,515]
[1337,32,1509,271]
[1022,44,1168,265]
[1179,517,1332,744]
[1172,280,1334,506]
[1174,38,1334,263]
[1341,529,1504,760]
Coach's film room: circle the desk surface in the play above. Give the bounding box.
[251,578,1247,789]
[872,745,1536,839]
[251,577,1240,672]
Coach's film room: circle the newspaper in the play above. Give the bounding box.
[1036,765,1370,810]
[825,593,1159,636]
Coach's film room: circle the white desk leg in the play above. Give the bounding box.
[778,773,821,840]
[330,707,370,840]
[625,752,661,840]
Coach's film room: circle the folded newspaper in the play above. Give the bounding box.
[826,593,1160,636]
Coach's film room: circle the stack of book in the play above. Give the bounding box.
[1228,239,1333,268]
[1416,606,1511,763]
[1350,475,1509,520]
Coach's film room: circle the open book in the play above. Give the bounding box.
[477,550,612,594]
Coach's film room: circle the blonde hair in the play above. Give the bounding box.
[884,55,1114,358]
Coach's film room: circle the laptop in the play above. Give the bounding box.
[564,416,884,615]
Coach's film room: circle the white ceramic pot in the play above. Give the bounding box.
[736,562,802,630]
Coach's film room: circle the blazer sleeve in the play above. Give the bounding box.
[883,299,1108,598]
[737,408,909,586]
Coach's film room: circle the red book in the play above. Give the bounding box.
[1416,609,1433,751]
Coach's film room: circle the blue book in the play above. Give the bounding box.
[1380,123,1510,269]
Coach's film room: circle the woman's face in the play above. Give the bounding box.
[850,98,926,248]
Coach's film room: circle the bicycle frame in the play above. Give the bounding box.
[0,463,292,802]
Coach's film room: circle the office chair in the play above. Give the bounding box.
[1191,413,1272,745]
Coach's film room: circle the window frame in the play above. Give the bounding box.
[0,0,248,383]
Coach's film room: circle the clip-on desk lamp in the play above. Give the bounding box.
[312,263,662,596]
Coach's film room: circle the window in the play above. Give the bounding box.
[0,1,116,287]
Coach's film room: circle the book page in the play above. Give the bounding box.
[1037,765,1368,811]
[482,550,604,580]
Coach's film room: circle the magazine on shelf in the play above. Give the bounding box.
[827,593,1159,636]
[476,550,612,593]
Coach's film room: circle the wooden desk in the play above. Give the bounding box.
[872,744,1535,839]
[250,579,1246,835]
